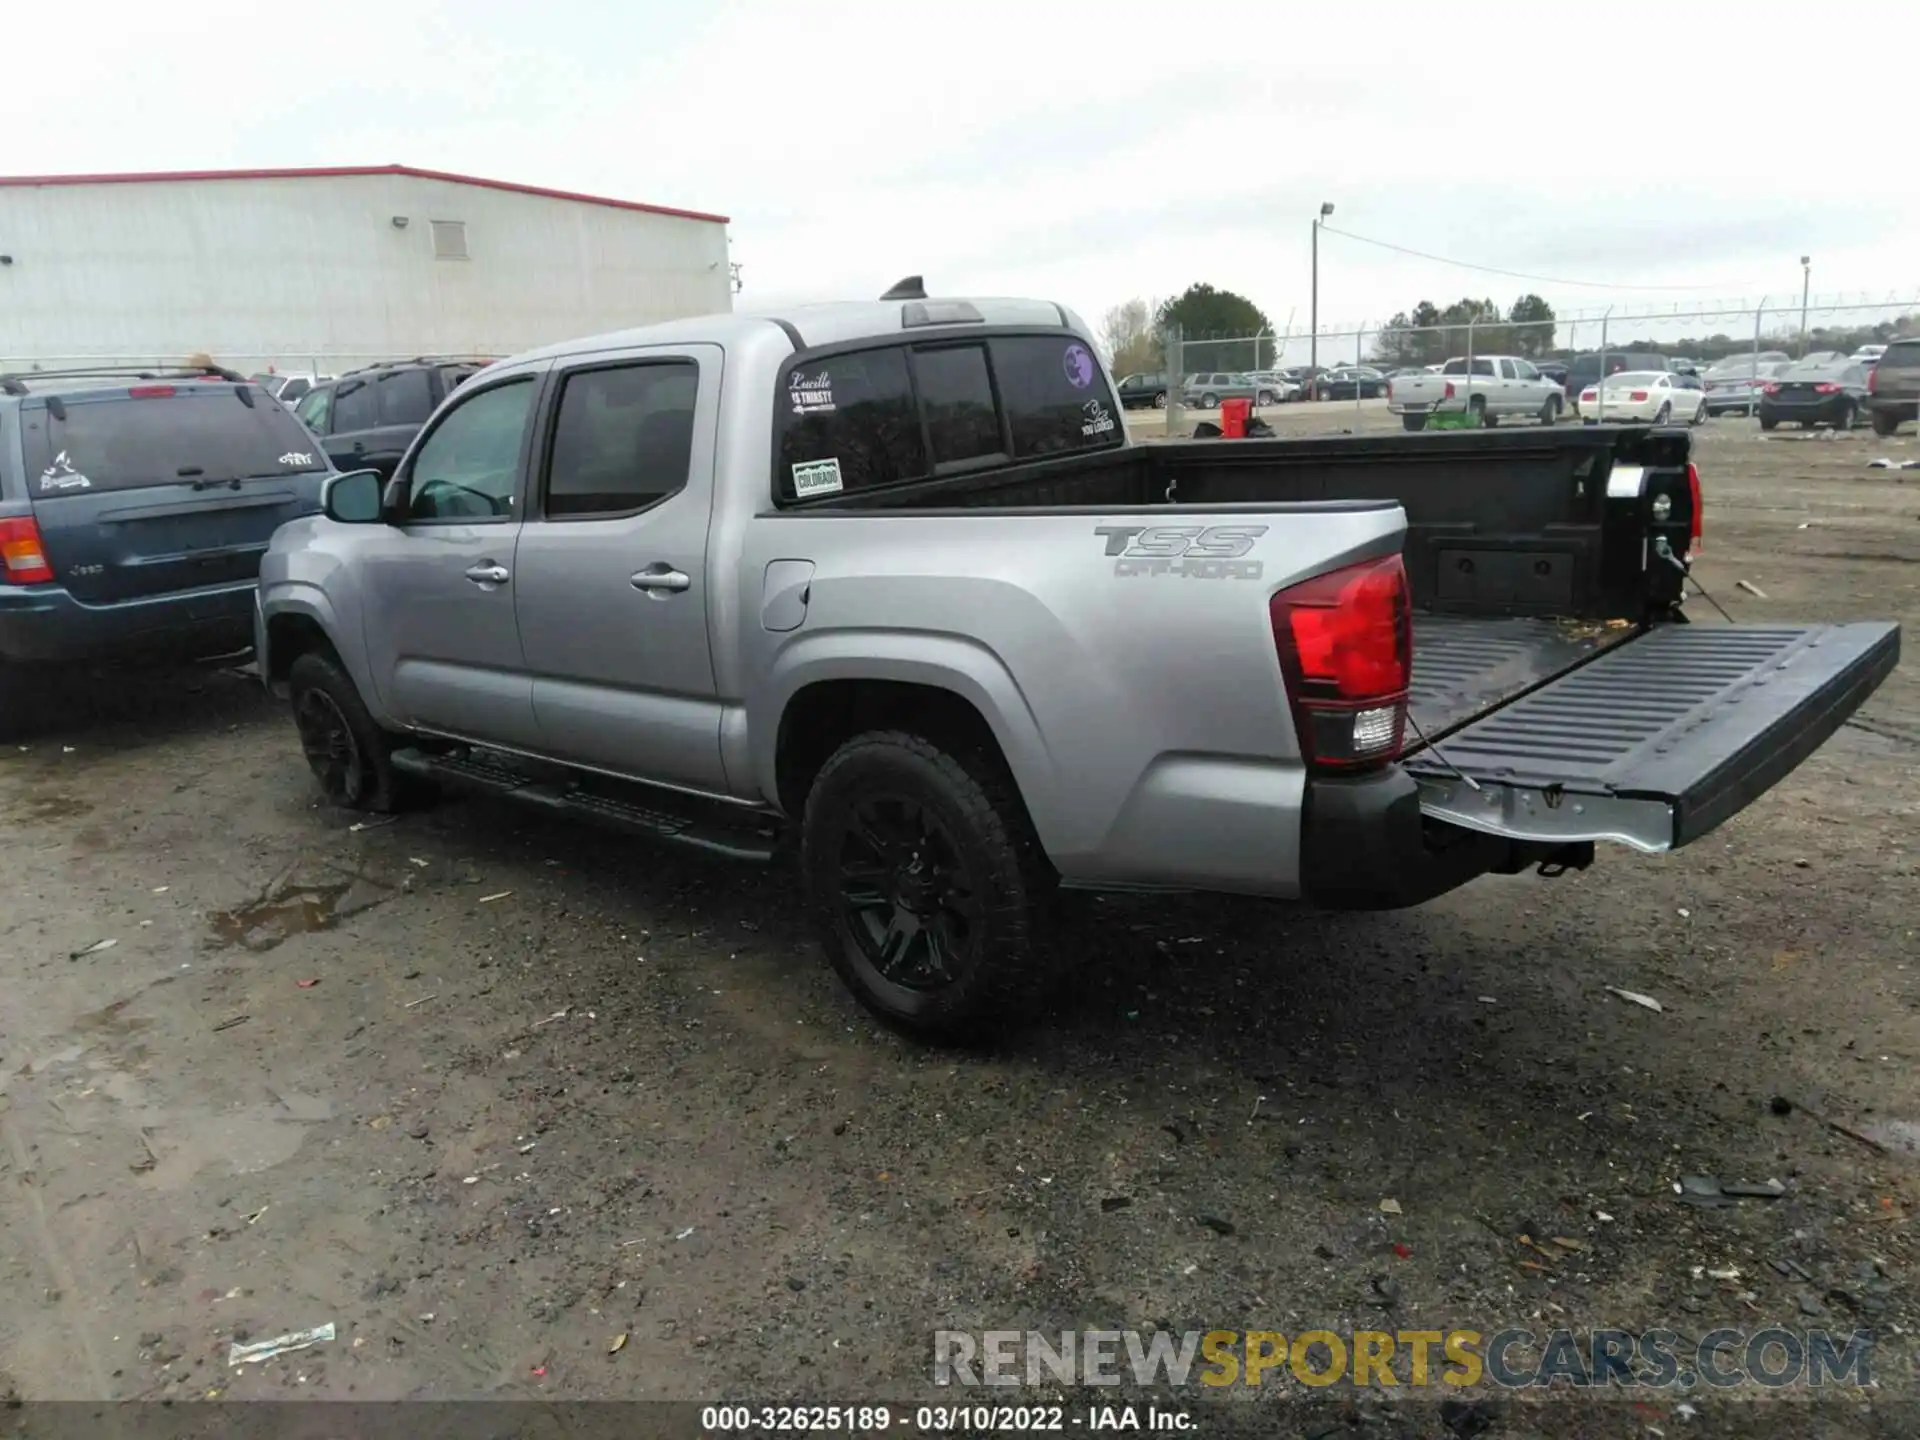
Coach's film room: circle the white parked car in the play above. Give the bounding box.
[1852,344,1887,365]
[1577,370,1706,426]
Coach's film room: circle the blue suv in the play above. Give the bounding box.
[0,365,332,700]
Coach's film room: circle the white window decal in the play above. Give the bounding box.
[789,369,835,415]
[791,458,844,498]
[1080,399,1116,438]
[279,451,315,467]
[39,450,91,491]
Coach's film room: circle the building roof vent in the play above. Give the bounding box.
[430,220,469,260]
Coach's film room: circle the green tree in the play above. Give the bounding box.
[1157,284,1273,372]
[1508,294,1556,357]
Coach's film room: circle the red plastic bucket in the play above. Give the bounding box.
[1220,397,1252,438]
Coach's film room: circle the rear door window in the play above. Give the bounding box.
[297,386,332,434]
[23,388,327,496]
[988,334,1121,457]
[777,346,927,500]
[377,368,436,426]
[542,360,698,518]
[1882,341,1920,369]
[331,379,378,432]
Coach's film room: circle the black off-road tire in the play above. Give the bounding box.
[1401,414,1428,432]
[287,650,417,813]
[800,730,1056,1043]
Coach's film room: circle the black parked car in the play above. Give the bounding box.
[293,356,496,478]
[1114,372,1171,409]
[1536,361,1569,389]
[1312,366,1387,401]
[1758,359,1872,431]
[0,364,332,712]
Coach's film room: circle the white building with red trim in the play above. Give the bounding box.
[0,164,732,372]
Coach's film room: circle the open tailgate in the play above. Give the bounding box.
[1406,622,1899,852]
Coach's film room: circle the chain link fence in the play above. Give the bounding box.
[1140,295,1920,426]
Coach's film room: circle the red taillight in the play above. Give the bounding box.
[1868,367,1879,395]
[0,516,55,584]
[1686,460,1703,558]
[1580,389,1597,402]
[128,384,177,398]
[1630,390,1649,402]
[1813,382,1841,394]
[1270,554,1412,772]
[1761,383,1781,395]
[1442,381,1455,400]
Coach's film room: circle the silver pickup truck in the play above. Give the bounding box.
[255,283,1900,1040]
[1388,355,1564,430]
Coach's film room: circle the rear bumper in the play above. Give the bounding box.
[0,579,256,664]
[1299,767,1552,910]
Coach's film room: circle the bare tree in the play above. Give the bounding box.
[1099,298,1159,375]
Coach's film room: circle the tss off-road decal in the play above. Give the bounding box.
[1093,524,1268,579]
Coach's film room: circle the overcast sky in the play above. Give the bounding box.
[7,0,1915,352]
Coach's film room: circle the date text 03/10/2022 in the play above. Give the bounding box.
[697,1404,1194,1431]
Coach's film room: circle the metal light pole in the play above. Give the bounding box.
[1311,202,1333,375]
[1798,256,1811,358]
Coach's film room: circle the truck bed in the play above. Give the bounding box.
[812,426,1696,739]
[1407,613,1637,741]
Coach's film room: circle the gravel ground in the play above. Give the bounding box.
[0,408,1915,1438]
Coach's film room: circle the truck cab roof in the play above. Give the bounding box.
[502,296,1085,370]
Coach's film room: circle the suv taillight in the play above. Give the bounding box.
[1270,554,1413,772]
[1686,461,1704,558]
[0,516,55,584]
[1868,366,1879,395]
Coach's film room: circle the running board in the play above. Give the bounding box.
[390,747,782,863]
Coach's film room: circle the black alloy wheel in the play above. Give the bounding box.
[832,791,980,993]
[294,683,363,805]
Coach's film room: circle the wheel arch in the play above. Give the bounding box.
[760,638,1059,850]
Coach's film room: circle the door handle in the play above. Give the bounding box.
[464,563,510,586]
[630,566,691,593]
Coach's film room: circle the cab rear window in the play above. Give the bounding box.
[23,387,326,496]
[775,332,1121,501]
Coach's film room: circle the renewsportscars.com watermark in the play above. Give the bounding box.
[933,1328,1875,1391]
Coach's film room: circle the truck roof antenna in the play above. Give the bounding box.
[880,275,927,301]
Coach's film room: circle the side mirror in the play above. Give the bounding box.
[322,469,384,523]
[380,474,413,526]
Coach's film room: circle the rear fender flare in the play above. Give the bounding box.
[754,631,1060,845]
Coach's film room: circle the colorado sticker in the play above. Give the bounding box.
[791,457,844,498]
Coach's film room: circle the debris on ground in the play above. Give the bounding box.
[1721,1178,1788,1200]
[1676,1175,1736,1209]
[1736,579,1769,600]
[347,817,396,833]
[212,1014,250,1033]
[1196,1214,1235,1236]
[1100,1196,1132,1212]
[1378,1198,1403,1215]
[478,891,513,904]
[69,938,117,960]
[228,1321,335,1366]
[1868,457,1920,469]
[1606,986,1665,1013]
[608,1333,628,1355]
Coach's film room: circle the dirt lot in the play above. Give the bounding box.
[1,407,1916,1437]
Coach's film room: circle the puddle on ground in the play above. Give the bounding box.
[89,1073,336,1189]
[1859,1119,1920,1158]
[208,870,392,951]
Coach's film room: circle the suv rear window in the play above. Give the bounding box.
[1880,341,1920,366]
[775,333,1121,501]
[24,387,327,496]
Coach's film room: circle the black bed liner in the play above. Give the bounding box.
[1407,614,1639,741]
